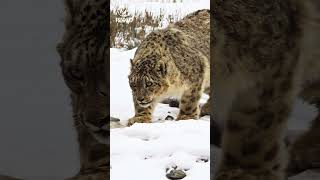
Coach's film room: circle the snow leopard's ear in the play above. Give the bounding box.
[64,0,80,29]
[157,61,167,76]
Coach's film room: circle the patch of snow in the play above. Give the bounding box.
[111,120,210,180]
[110,48,136,121]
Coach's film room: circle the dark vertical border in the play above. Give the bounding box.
[210,2,214,178]
[210,1,218,179]
[106,0,111,179]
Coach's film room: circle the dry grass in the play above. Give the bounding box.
[110,6,181,49]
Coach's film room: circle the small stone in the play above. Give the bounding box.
[169,99,180,108]
[165,115,175,120]
[110,117,124,129]
[161,98,172,104]
[144,155,152,160]
[110,121,124,129]
[196,157,209,163]
[166,169,186,179]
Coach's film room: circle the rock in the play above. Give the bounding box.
[161,98,172,104]
[196,157,209,163]
[165,115,175,121]
[169,99,180,108]
[110,117,120,122]
[110,117,125,129]
[161,98,180,107]
[166,169,186,179]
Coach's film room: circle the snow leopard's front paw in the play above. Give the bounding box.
[176,113,199,120]
[127,116,152,126]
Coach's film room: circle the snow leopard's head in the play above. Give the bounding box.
[129,55,169,108]
[57,0,109,144]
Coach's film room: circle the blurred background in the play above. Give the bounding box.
[0,0,78,179]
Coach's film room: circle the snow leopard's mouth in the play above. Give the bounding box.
[138,101,152,107]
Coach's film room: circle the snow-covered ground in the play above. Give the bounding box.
[111,121,210,180]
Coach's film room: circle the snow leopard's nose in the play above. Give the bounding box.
[137,97,145,102]
[138,98,152,105]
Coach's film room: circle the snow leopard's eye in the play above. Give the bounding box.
[130,83,137,89]
[146,81,153,87]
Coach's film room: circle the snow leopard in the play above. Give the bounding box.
[128,9,210,126]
